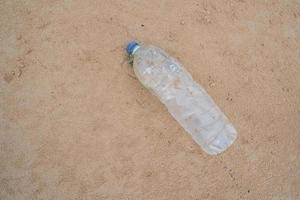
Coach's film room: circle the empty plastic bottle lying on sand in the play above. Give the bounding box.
[126,41,237,155]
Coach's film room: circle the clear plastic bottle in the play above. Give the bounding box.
[127,41,237,155]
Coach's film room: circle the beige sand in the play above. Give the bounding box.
[1,1,299,199]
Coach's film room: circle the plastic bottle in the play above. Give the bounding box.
[126,41,237,155]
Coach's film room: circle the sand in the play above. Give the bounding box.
[1,0,299,199]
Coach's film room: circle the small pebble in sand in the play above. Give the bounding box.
[209,82,216,87]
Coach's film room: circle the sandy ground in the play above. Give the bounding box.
[0,0,299,199]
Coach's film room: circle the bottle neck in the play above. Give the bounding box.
[131,45,140,55]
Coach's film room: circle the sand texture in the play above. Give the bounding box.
[1,1,299,199]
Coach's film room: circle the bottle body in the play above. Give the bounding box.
[131,44,237,155]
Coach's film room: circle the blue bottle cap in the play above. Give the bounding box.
[126,41,139,55]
